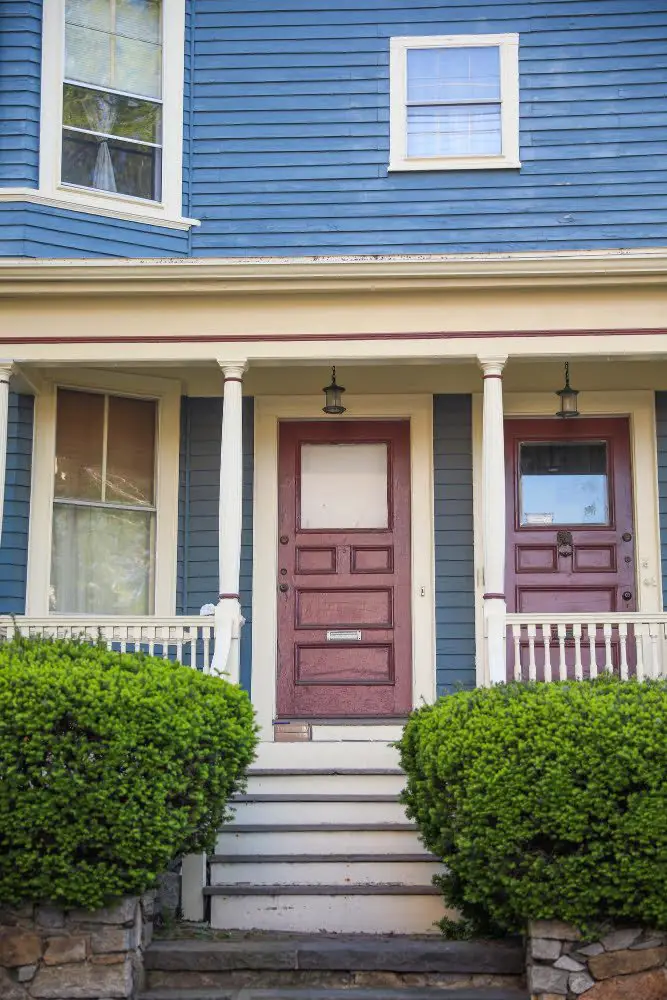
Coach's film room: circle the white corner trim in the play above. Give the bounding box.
[471,390,662,685]
[37,0,192,228]
[252,395,436,740]
[0,189,199,231]
[389,33,520,173]
[26,373,181,617]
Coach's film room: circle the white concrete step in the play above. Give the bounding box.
[215,826,425,856]
[245,771,406,796]
[209,888,447,934]
[252,741,400,771]
[210,857,442,886]
[229,796,407,826]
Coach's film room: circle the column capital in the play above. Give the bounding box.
[0,361,14,385]
[217,360,248,382]
[477,355,507,379]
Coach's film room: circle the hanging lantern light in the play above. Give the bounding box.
[322,366,346,414]
[556,362,579,418]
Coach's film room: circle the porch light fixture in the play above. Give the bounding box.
[322,367,346,415]
[556,362,579,418]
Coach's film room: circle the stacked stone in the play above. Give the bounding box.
[528,920,667,1000]
[0,894,154,1000]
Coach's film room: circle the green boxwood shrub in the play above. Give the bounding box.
[398,678,667,934]
[0,637,258,909]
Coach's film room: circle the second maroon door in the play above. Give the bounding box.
[505,417,636,616]
[277,420,412,719]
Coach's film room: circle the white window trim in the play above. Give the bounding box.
[389,33,521,172]
[26,370,181,617]
[38,0,198,230]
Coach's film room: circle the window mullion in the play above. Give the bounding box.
[101,394,109,503]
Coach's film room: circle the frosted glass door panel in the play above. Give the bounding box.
[300,443,388,529]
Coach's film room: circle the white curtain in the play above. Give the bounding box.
[84,94,118,192]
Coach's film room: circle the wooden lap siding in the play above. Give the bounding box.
[655,393,667,612]
[177,396,254,690]
[2,1,667,257]
[433,395,476,694]
[0,2,41,187]
[0,393,33,613]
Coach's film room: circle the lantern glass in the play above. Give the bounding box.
[322,367,346,415]
[556,363,579,418]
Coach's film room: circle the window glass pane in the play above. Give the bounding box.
[51,505,154,614]
[66,0,161,98]
[407,46,500,103]
[115,35,162,99]
[407,104,501,157]
[62,131,161,200]
[54,389,104,501]
[66,0,111,33]
[106,396,156,506]
[116,0,161,45]
[300,443,388,530]
[63,86,161,144]
[520,442,609,526]
[65,23,112,88]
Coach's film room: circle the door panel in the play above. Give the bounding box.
[277,420,412,719]
[505,417,636,679]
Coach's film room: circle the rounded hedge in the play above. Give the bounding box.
[0,637,258,909]
[398,678,667,934]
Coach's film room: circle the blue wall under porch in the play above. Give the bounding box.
[0,393,34,614]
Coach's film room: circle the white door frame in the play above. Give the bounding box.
[252,394,435,740]
[472,390,662,685]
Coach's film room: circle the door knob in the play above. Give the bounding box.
[622,532,632,542]
[279,583,289,593]
[622,591,632,601]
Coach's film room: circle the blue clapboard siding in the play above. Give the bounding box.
[655,393,667,612]
[187,0,667,256]
[433,395,476,694]
[0,393,33,613]
[177,396,254,691]
[0,2,41,187]
[4,1,667,257]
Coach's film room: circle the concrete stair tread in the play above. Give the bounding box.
[209,854,440,863]
[233,794,400,802]
[141,991,527,1000]
[204,884,441,896]
[248,769,404,777]
[145,936,524,974]
[221,823,418,832]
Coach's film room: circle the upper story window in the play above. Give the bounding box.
[39,0,191,228]
[389,34,520,172]
[63,0,163,201]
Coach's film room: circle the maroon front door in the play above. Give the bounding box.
[277,420,412,719]
[505,417,636,677]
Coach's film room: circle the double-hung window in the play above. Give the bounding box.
[62,0,163,201]
[50,388,157,615]
[389,34,520,171]
[39,0,188,226]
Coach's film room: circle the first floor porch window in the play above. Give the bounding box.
[50,387,157,614]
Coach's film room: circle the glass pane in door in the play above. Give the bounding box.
[519,441,609,526]
[300,443,388,529]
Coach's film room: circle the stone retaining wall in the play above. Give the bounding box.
[527,920,667,1000]
[0,895,153,1000]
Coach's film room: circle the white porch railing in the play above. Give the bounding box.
[0,616,216,672]
[506,613,667,683]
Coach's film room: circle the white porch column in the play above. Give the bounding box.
[479,355,508,684]
[0,363,14,549]
[210,360,247,682]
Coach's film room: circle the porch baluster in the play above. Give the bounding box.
[541,623,552,683]
[587,623,598,679]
